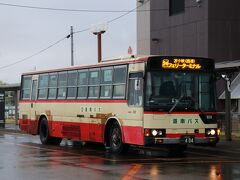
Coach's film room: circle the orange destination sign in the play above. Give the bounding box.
[162,58,202,70]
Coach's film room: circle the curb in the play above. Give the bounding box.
[0,124,21,133]
[0,128,21,133]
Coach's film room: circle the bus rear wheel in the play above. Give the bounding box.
[39,117,62,145]
[109,122,129,154]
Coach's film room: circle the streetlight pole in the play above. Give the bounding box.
[222,74,232,141]
[93,30,105,63]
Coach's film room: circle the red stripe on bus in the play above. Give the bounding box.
[19,99,127,103]
[144,111,217,115]
[122,126,144,145]
[19,119,206,145]
[19,119,144,145]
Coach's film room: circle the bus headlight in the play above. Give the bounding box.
[205,128,217,137]
[151,130,158,136]
[144,129,166,137]
[210,129,216,135]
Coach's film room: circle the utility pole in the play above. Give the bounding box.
[223,74,232,141]
[70,26,74,66]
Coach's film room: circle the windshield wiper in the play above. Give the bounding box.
[168,96,184,113]
[168,96,205,113]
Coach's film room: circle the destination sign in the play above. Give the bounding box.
[147,56,215,72]
[162,58,201,70]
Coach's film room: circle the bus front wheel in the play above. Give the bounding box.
[39,118,62,145]
[109,122,128,154]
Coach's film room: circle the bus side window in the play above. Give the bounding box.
[100,67,113,99]
[88,69,100,99]
[48,73,58,99]
[128,72,143,106]
[31,80,38,100]
[77,70,88,99]
[67,71,78,99]
[57,72,67,99]
[38,74,49,99]
[113,65,127,99]
[21,76,32,100]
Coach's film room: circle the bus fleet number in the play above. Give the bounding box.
[181,136,195,144]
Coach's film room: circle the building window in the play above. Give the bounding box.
[169,0,185,16]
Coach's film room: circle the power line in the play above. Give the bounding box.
[0,0,151,69]
[0,1,198,14]
[0,1,197,13]
[74,0,151,34]
[0,1,152,13]
[0,36,67,70]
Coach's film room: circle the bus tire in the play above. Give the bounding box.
[39,117,51,144]
[109,122,129,154]
[39,117,62,145]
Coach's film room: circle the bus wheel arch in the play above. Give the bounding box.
[104,118,129,154]
[104,118,119,147]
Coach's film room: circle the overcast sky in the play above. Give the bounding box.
[0,0,137,83]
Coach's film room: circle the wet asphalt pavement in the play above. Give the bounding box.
[0,130,240,180]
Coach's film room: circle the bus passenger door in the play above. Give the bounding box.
[125,72,144,144]
[128,72,143,108]
[29,78,38,134]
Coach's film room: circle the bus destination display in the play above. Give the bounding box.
[162,58,201,70]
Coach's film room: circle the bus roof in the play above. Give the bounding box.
[22,55,149,76]
[22,55,214,76]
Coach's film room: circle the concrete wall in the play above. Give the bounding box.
[137,0,151,55]
[137,0,240,62]
[208,0,240,61]
[137,0,209,57]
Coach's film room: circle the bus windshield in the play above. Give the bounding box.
[144,71,216,112]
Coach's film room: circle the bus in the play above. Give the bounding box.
[19,55,219,154]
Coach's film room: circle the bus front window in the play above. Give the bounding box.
[145,71,215,112]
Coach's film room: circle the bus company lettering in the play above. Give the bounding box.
[162,59,201,70]
[171,118,199,125]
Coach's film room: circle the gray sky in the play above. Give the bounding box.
[0,0,137,83]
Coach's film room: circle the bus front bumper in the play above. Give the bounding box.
[144,136,219,146]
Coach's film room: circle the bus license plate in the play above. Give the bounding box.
[180,136,195,144]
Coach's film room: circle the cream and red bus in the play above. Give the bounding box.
[19,56,219,154]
